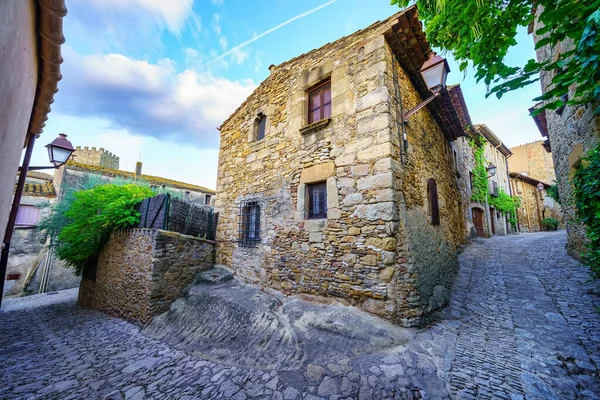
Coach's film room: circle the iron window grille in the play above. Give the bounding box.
[307,182,327,219]
[307,79,332,124]
[238,200,261,247]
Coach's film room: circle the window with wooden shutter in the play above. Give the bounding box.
[307,79,331,124]
[15,205,41,227]
[427,179,440,226]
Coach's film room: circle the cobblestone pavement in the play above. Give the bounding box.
[1,231,599,399]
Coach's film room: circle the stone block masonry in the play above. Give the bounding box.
[215,9,465,327]
[78,229,215,325]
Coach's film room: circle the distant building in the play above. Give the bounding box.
[216,8,467,327]
[509,141,556,185]
[54,146,215,206]
[510,172,562,233]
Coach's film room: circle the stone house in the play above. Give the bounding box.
[530,9,600,258]
[0,0,65,248]
[509,172,561,233]
[472,124,513,237]
[509,140,557,184]
[215,7,467,327]
[54,146,215,206]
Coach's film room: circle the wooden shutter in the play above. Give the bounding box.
[428,179,440,226]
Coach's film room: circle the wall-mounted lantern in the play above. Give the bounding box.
[486,163,497,178]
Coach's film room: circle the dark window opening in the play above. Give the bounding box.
[469,171,474,190]
[427,178,440,226]
[490,181,498,197]
[238,200,261,247]
[185,191,190,199]
[256,114,266,141]
[204,194,211,205]
[307,182,327,219]
[307,79,332,124]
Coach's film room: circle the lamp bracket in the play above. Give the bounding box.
[402,91,440,123]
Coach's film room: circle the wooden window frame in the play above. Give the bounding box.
[307,79,332,125]
[307,182,327,219]
[427,179,440,226]
[255,114,266,141]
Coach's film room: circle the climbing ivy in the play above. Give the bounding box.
[468,135,520,228]
[469,136,488,204]
[572,143,600,287]
[547,183,562,205]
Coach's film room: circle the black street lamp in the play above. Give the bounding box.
[1,133,75,308]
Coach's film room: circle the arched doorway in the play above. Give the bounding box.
[472,207,485,237]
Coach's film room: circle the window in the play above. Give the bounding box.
[469,171,474,190]
[490,181,498,197]
[238,200,261,247]
[307,182,327,219]
[307,79,331,124]
[255,114,266,141]
[185,191,190,199]
[427,179,440,226]
[204,194,211,205]
[15,205,40,227]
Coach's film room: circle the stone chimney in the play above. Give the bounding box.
[135,161,142,178]
[268,64,276,74]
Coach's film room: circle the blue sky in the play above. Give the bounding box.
[31,0,544,189]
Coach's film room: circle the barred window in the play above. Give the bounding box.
[307,182,327,219]
[238,200,261,247]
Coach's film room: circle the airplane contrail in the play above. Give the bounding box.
[204,0,339,66]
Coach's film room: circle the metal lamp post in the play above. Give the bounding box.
[402,52,451,122]
[0,133,75,308]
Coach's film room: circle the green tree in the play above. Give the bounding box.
[41,182,154,276]
[391,0,600,114]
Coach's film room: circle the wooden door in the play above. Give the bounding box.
[472,208,485,237]
[489,207,496,235]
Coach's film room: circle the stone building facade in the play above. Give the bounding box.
[509,141,556,184]
[215,8,467,327]
[0,0,65,247]
[71,146,119,169]
[531,8,600,257]
[79,229,215,325]
[510,172,562,233]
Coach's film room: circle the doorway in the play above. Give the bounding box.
[489,207,496,235]
[472,208,485,237]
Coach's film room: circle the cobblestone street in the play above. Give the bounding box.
[1,231,599,399]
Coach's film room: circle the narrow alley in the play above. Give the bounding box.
[1,231,599,399]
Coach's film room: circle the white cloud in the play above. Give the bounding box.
[219,36,228,50]
[57,47,257,147]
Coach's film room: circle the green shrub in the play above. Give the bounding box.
[572,143,600,286]
[546,184,561,205]
[43,183,154,276]
[541,217,559,231]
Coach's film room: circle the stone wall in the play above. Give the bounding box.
[78,229,215,325]
[216,16,464,326]
[533,9,600,257]
[511,177,563,233]
[509,141,556,184]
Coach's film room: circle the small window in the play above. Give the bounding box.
[307,79,332,124]
[204,194,211,205]
[490,181,498,197]
[238,200,261,247]
[15,205,40,227]
[185,191,190,199]
[255,114,266,141]
[427,179,440,226]
[307,182,327,219]
[469,171,474,191]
